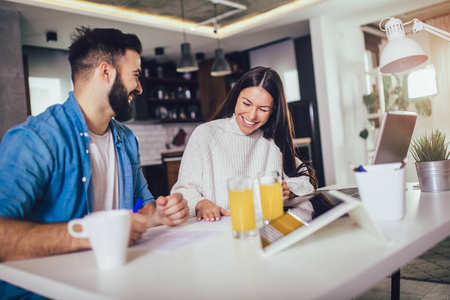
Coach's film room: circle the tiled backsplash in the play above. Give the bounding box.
[125,122,202,166]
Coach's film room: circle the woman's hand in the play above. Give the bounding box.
[281,180,292,202]
[195,199,230,222]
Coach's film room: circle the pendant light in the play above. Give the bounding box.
[210,3,231,77]
[176,0,198,73]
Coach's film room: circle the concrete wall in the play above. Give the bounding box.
[0,7,28,140]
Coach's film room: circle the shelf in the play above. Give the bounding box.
[144,76,198,85]
[126,118,203,125]
[148,98,200,103]
[134,71,202,122]
[158,118,203,123]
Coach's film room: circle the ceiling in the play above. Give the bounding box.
[1,0,449,61]
[74,0,299,28]
[364,1,450,34]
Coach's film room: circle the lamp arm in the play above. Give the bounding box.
[411,19,450,42]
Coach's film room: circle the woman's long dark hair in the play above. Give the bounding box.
[211,66,318,188]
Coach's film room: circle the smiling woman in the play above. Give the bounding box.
[171,66,318,222]
[234,86,274,135]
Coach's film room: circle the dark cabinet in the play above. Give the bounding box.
[134,76,202,122]
[292,35,324,187]
[198,59,229,121]
[133,51,249,123]
[141,165,165,198]
[198,51,250,120]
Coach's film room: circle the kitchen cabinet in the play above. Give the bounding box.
[141,155,182,198]
[133,51,249,122]
[141,164,166,198]
[198,52,250,120]
[134,76,202,122]
[164,159,181,193]
[197,59,229,121]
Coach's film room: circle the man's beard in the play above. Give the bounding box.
[108,72,134,122]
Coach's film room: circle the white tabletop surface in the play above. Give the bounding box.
[1,183,449,300]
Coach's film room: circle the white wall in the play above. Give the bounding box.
[309,16,368,186]
[249,39,301,103]
[399,23,450,182]
[309,0,447,186]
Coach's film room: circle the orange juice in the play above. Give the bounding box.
[228,189,256,232]
[259,182,283,221]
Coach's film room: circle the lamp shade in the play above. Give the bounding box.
[177,43,199,73]
[210,48,231,77]
[379,18,428,74]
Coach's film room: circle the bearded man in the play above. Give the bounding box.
[0,27,189,298]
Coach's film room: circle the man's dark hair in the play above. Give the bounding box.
[68,27,142,83]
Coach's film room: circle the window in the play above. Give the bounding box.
[23,46,72,116]
[407,65,438,99]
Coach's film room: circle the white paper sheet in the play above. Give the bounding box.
[134,227,224,253]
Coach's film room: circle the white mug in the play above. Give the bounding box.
[68,209,131,270]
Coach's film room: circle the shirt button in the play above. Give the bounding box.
[80,132,83,136]
[82,177,87,182]
[84,132,88,137]
[86,149,89,154]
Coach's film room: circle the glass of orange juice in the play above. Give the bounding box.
[258,171,284,225]
[227,177,256,238]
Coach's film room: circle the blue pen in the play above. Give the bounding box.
[354,165,367,172]
[133,198,144,213]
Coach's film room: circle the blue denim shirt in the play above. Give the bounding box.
[0,92,154,299]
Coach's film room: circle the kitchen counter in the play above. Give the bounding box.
[140,147,185,166]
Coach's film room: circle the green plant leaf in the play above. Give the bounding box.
[410,129,450,162]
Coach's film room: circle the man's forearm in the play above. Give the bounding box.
[0,218,90,261]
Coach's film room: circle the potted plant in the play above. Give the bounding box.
[410,129,450,192]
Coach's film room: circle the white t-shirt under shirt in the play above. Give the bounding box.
[88,128,119,211]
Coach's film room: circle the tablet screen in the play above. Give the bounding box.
[260,192,343,248]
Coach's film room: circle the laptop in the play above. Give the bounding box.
[371,111,417,165]
[338,111,417,198]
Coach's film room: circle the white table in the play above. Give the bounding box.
[1,183,449,300]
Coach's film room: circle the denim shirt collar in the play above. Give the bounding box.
[63,92,90,137]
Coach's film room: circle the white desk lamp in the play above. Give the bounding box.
[379,17,450,74]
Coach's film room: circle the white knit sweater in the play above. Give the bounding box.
[171,116,314,216]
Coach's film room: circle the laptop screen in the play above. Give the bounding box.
[371,111,417,165]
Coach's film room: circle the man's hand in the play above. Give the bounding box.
[154,193,189,226]
[195,199,230,222]
[129,210,148,245]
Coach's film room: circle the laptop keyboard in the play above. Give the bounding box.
[336,187,360,198]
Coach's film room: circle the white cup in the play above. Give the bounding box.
[68,210,131,270]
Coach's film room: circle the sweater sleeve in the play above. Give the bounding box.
[284,157,314,196]
[171,126,209,217]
